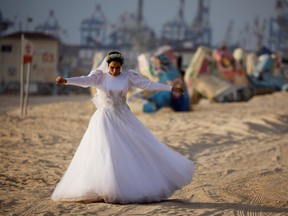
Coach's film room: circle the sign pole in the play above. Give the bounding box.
[20,34,24,115]
[24,62,31,115]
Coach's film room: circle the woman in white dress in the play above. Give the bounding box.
[51,51,194,204]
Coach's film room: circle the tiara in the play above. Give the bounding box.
[106,53,124,61]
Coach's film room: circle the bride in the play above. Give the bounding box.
[51,51,194,204]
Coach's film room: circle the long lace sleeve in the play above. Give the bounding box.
[128,70,172,92]
[65,70,103,88]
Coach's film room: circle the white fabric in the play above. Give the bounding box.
[52,71,194,203]
[97,57,109,73]
[65,70,172,92]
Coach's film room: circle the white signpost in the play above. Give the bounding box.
[20,34,34,115]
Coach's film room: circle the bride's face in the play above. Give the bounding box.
[108,61,121,76]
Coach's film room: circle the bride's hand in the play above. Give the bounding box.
[56,76,67,85]
[172,86,184,95]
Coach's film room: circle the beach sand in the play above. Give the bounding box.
[0,92,288,215]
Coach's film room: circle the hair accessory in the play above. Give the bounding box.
[106,53,124,61]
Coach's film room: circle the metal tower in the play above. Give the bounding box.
[268,0,288,51]
[161,0,188,45]
[109,13,133,48]
[237,22,252,49]
[221,20,234,47]
[187,0,212,47]
[35,10,65,40]
[253,16,267,50]
[161,0,212,48]
[80,4,107,46]
[137,0,143,25]
[109,0,155,51]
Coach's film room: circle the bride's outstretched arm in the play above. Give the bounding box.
[128,70,184,94]
[55,70,103,88]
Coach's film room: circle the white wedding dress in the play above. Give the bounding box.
[51,69,194,203]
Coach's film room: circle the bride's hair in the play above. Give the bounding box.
[106,51,124,65]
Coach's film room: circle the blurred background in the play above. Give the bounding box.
[0,0,287,112]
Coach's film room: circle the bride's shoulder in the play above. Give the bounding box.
[126,69,140,77]
[90,69,104,75]
[124,70,141,81]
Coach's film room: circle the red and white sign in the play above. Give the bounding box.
[22,37,34,64]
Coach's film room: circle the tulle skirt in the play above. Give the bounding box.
[51,104,194,203]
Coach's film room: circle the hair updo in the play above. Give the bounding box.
[106,51,124,65]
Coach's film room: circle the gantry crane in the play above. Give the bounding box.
[80,4,107,47]
[268,0,288,51]
[35,10,65,41]
[161,0,188,45]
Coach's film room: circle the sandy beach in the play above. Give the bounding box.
[0,92,288,215]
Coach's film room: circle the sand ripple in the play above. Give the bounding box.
[0,93,288,215]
